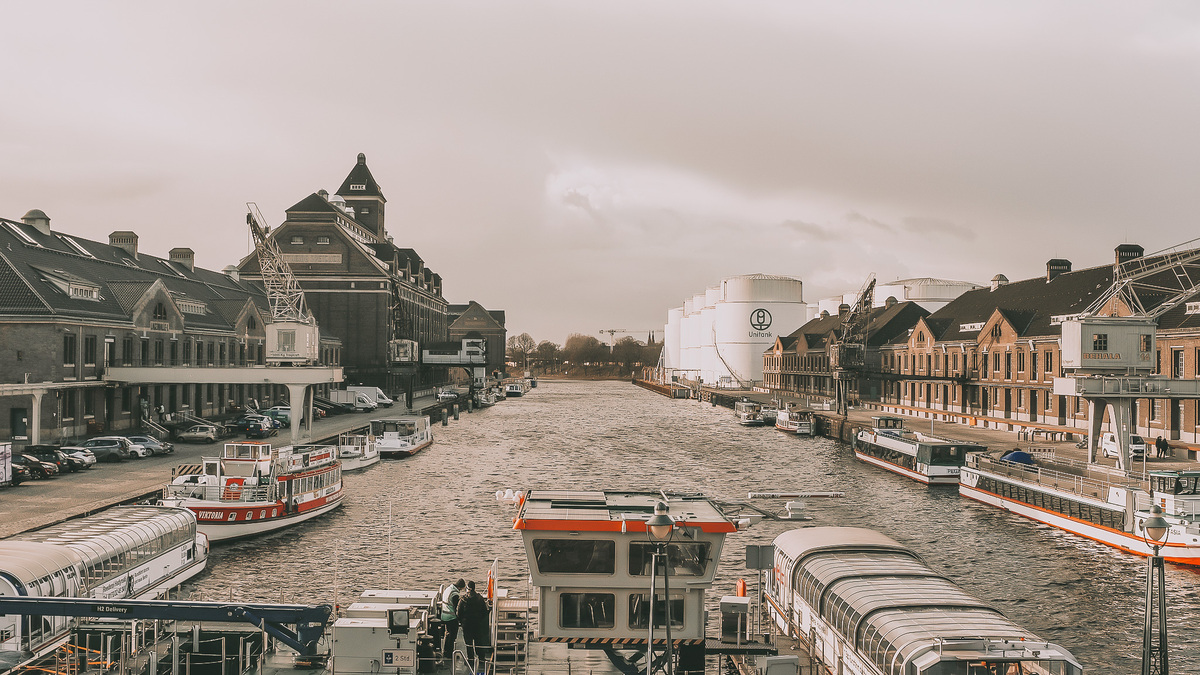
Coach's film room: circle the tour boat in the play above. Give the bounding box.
[854,415,985,485]
[759,399,779,425]
[161,442,343,542]
[960,456,1200,565]
[775,407,816,435]
[505,382,525,397]
[372,417,433,457]
[338,432,381,472]
[734,400,766,426]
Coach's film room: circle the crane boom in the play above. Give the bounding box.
[247,203,320,364]
[1083,237,1200,318]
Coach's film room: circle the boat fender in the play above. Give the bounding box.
[736,579,747,597]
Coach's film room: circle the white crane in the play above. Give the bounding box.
[247,203,320,365]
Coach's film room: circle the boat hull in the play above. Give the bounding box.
[959,467,1200,565]
[853,449,955,484]
[340,452,381,472]
[178,492,344,543]
[379,437,433,458]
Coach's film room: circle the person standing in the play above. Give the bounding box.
[440,579,466,661]
[457,580,492,669]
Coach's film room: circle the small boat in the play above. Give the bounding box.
[961,457,1200,565]
[474,389,496,408]
[505,382,526,397]
[759,400,779,425]
[338,432,381,472]
[854,415,985,485]
[775,407,816,435]
[161,442,343,542]
[734,399,766,426]
[373,417,433,458]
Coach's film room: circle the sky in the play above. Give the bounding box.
[4,1,1200,345]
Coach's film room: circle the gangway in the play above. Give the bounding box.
[0,596,331,656]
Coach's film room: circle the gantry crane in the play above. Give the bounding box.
[832,274,875,416]
[247,203,320,365]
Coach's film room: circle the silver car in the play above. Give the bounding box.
[177,424,219,443]
[60,447,97,468]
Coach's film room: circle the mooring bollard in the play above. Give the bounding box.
[453,404,460,420]
[441,409,448,426]
[467,398,473,412]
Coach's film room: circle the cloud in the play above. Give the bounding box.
[781,219,838,241]
[845,211,894,232]
[901,216,977,240]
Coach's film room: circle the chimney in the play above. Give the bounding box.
[990,274,1009,292]
[21,209,51,235]
[169,247,195,272]
[318,189,329,199]
[1045,259,1071,282]
[885,296,898,308]
[1115,243,1144,267]
[222,265,240,281]
[109,231,139,259]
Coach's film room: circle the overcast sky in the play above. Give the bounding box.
[4,2,1199,344]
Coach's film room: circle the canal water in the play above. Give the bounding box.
[187,380,1200,674]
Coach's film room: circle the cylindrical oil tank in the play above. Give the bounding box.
[700,287,719,383]
[664,307,683,371]
[688,292,706,377]
[712,274,806,384]
[680,299,698,378]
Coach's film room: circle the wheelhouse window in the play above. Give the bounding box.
[559,593,614,629]
[628,542,711,576]
[628,593,684,629]
[532,539,615,574]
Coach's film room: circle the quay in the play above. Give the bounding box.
[0,391,479,540]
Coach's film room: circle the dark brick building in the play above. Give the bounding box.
[448,301,507,378]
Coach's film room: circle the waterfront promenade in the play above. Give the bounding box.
[0,393,462,539]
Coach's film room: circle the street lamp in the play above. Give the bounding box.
[646,502,675,675]
[1140,503,1170,675]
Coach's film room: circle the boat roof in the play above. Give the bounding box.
[1150,470,1200,478]
[514,490,736,534]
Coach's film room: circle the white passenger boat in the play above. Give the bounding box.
[764,527,1083,675]
[961,455,1200,565]
[372,417,433,458]
[734,400,766,426]
[338,432,381,472]
[775,407,816,435]
[854,415,985,485]
[474,389,496,408]
[161,442,343,542]
[505,382,525,397]
[759,400,779,425]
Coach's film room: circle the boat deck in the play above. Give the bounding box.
[969,453,1146,502]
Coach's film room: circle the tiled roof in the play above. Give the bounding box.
[0,251,50,314]
[105,281,155,314]
[336,153,385,200]
[286,193,342,214]
[774,301,928,354]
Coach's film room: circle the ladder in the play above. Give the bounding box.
[491,597,534,674]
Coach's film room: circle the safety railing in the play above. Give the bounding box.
[968,454,1144,500]
[163,484,274,503]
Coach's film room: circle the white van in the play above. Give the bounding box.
[330,390,378,412]
[348,386,394,407]
[1101,432,1147,459]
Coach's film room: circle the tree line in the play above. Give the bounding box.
[505,333,662,374]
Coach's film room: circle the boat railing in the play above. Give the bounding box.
[1135,491,1200,518]
[164,484,274,502]
[969,454,1144,501]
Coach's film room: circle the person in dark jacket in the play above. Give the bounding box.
[456,580,492,667]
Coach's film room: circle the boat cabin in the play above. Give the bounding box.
[869,416,905,433]
[513,490,736,642]
[1150,470,1200,516]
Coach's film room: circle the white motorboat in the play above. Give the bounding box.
[734,400,766,426]
[854,415,985,485]
[372,417,434,458]
[338,432,381,471]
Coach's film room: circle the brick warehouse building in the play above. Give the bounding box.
[448,301,507,379]
[237,153,451,398]
[0,210,339,443]
[879,244,1200,447]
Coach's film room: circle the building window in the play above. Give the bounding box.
[1017,350,1025,373]
[219,342,227,365]
[1031,351,1038,377]
[154,302,167,321]
[316,236,330,245]
[207,342,215,365]
[83,335,97,366]
[83,391,95,417]
[1005,352,1012,379]
[122,337,134,366]
[991,324,1002,339]
[141,340,150,365]
[63,334,77,366]
[1150,398,1159,421]
[1045,352,1053,374]
[290,236,304,245]
[170,341,178,366]
[1092,334,1108,351]
[63,391,76,420]
[121,388,131,413]
[1173,349,1185,379]
[154,340,164,365]
[993,352,1000,372]
[182,385,191,406]
[248,317,257,330]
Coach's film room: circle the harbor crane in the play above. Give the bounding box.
[832,273,875,417]
[1057,237,1200,469]
[247,203,320,365]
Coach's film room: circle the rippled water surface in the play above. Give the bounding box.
[188,381,1200,674]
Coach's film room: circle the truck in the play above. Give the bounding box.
[330,390,378,412]
[1,441,21,487]
[347,386,394,408]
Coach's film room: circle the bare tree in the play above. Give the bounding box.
[506,333,537,370]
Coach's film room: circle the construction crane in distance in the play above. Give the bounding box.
[599,329,659,346]
[247,202,320,365]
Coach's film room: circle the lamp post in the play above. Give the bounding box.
[646,502,674,675]
[1141,503,1170,675]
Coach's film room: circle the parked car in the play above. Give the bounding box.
[13,453,59,479]
[232,414,272,433]
[436,389,459,402]
[79,437,132,462]
[23,445,80,473]
[89,436,149,459]
[1101,432,1147,459]
[10,464,30,485]
[60,447,97,468]
[177,424,219,443]
[124,435,174,455]
[243,419,277,439]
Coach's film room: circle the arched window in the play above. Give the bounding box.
[248,317,258,330]
[153,302,167,320]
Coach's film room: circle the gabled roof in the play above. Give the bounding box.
[774,301,929,354]
[286,193,343,214]
[0,251,50,314]
[336,153,386,201]
[449,300,506,332]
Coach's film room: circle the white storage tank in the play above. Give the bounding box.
[664,307,683,372]
[680,299,698,379]
[712,274,806,385]
[700,287,720,384]
[874,277,983,313]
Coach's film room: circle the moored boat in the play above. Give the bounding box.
[505,381,525,397]
[474,389,496,408]
[854,415,985,484]
[373,417,433,457]
[734,399,765,426]
[759,399,779,425]
[161,442,343,543]
[775,407,816,435]
[960,454,1200,564]
[338,432,381,472]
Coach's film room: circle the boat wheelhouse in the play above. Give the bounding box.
[338,432,381,472]
[505,381,526,397]
[960,454,1200,565]
[0,506,209,662]
[854,416,985,484]
[764,527,1083,675]
[513,490,735,648]
[733,400,765,426]
[775,407,816,436]
[161,442,343,542]
[372,417,433,458]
